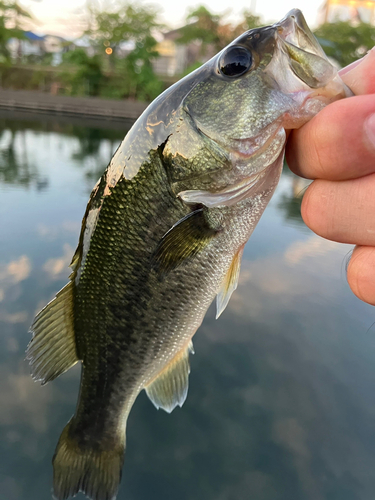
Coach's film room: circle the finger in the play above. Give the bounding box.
[301,173,375,246]
[338,58,363,77]
[347,245,375,306]
[340,48,375,95]
[286,48,375,181]
[286,95,375,180]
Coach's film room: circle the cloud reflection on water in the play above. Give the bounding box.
[43,244,74,280]
[0,255,31,284]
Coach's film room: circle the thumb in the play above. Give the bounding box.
[339,47,375,95]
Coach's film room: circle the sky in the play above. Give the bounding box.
[19,0,326,39]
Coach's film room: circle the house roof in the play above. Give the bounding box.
[24,31,45,41]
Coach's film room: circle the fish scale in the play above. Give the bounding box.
[26,9,351,500]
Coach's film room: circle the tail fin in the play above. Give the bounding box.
[52,420,125,500]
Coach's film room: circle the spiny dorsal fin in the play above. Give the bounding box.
[216,245,244,319]
[145,341,194,413]
[152,208,218,274]
[26,281,79,384]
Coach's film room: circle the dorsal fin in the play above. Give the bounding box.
[26,281,79,384]
[216,245,244,319]
[145,341,194,413]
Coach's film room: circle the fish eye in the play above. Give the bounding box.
[219,46,253,77]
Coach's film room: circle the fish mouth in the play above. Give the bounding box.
[275,9,326,59]
[264,9,352,121]
[273,9,336,89]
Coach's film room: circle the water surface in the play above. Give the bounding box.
[1,113,375,500]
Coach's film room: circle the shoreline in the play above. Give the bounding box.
[0,89,148,122]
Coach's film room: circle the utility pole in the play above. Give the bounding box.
[324,0,330,24]
[250,0,257,14]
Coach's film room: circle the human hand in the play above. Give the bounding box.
[286,48,375,305]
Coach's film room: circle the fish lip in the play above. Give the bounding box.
[274,9,325,59]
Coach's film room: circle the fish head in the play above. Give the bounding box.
[163,9,350,207]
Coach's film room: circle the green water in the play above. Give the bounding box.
[1,111,375,500]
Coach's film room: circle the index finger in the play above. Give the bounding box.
[286,48,375,181]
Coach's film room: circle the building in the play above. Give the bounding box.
[318,0,375,25]
[8,31,74,65]
[43,35,72,65]
[152,27,215,77]
[8,31,45,61]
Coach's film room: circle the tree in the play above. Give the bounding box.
[242,11,262,30]
[177,5,223,53]
[314,21,375,67]
[85,2,162,62]
[177,6,262,56]
[230,10,262,40]
[0,1,32,62]
[122,34,163,101]
[61,49,104,96]
[83,2,163,99]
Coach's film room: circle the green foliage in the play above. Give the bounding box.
[230,10,262,40]
[177,5,262,55]
[177,5,222,51]
[59,40,162,101]
[80,3,163,100]
[314,21,375,67]
[25,52,53,66]
[85,2,162,58]
[62,48,90,66]
[61,49,104,96]
[0,1,32,62]
[0,64,55,90]
[240,10,262,31]
[121,36,162,101]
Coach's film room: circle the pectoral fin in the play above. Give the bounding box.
[152,208,218,274]
[216,245,244,319]
[26,281,79,384]
[145,341,194,413]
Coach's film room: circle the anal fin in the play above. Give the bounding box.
[216,245,244,319]
[26,281,79,384]
[145,341,194,413]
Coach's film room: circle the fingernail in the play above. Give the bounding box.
[339,58,364,76]
[364,113,375,150]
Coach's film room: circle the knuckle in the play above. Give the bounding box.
[308,126,328,177]
[307,112,338,179]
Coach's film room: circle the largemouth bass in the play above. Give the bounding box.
[27,10,351,500]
